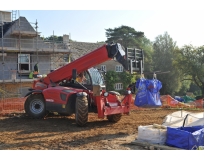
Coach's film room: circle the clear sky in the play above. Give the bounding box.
[2,0,205,48]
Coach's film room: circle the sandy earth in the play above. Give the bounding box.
[0,108,203,150]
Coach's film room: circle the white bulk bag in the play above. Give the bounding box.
[137,125,167,145]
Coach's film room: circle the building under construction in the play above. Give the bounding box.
[0,10,72,113]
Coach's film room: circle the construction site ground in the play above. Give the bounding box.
[0,107,203,151]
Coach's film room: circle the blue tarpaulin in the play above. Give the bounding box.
[134,78,148,106]
[134,78,162,108]
[174,96,184,102]
[166,125,204,150]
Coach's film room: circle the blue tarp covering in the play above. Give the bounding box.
[174,96,184,102]
[166,125,204,150]
[134,78,162,108]
[134,78,148,106]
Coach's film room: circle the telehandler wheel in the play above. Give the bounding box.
[75,93,88,127]
[107,114,122,122]
[24,94,46,118]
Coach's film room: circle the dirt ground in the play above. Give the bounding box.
[0,108,203,150]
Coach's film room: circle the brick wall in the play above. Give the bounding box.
[0,81,33,98]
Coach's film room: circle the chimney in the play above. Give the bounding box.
[63,34,69,43]
[0,10,11,25]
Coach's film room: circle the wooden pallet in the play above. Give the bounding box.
[131,139,184,150]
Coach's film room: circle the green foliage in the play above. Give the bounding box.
[140,37,154,73]
[174,45,204,96]
[105,25,144,48]
[105,71,136,93]
[152,32,182,95]
[188,83,202,97]
[174,80,191,96]
[105,71,118,91]
[43,35,63,41]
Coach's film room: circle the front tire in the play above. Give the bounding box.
[75,93,88,126]
[24,94,46,118]
[107,114,122,122]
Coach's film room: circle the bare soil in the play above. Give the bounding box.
[0,108,203,150]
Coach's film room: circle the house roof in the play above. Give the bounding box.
[0,21,14,36]
[70,41,105,60]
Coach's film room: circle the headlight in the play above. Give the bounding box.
[124,90,131,95]
[103,92,109,97]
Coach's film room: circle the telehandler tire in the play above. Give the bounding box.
[75,93,88,126]
[107,114,122,122]
[24,94,46,118]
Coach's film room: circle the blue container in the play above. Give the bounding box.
[166,125,204,150]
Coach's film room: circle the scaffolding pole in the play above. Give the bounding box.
[1,11,5,100]
[35,19,39,63]
[18,10,22,96]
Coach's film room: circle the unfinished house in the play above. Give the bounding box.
[0,10,71,98]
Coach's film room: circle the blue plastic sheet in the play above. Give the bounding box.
[134,78,148,106]
[174,96,184,102]
[134,78,162,108]
[166,125,204,150]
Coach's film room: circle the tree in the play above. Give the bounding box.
[174,45,204,96]
[43,35,63,41]
[152,32,181,95]
[105,25,144,48]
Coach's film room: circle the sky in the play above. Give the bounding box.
[1,0,204,48]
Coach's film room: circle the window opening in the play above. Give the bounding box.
[18,54,30,72]
[115,83,123,90]
[101,65,106,72]
[115,65,123,72]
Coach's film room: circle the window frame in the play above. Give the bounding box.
[115,83,123,90]
[115,65,123,72]
[17,53,31,72]
[101,65,106,72]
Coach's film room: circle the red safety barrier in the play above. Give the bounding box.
[0,97,26,114]
[193,99,204,108]
[160,95,204,109]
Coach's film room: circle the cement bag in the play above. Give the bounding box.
[137,125,167,144]
[166,125,204,150]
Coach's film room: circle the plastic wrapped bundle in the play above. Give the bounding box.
[134,78,162,108]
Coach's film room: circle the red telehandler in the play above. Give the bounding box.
[24,43,144,126]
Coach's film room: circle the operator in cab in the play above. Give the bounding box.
[76,72,86,84]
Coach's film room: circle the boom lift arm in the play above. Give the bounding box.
[41,43,129,85]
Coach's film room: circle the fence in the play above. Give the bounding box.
[0,97,26,115]
[160,95,204,109]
